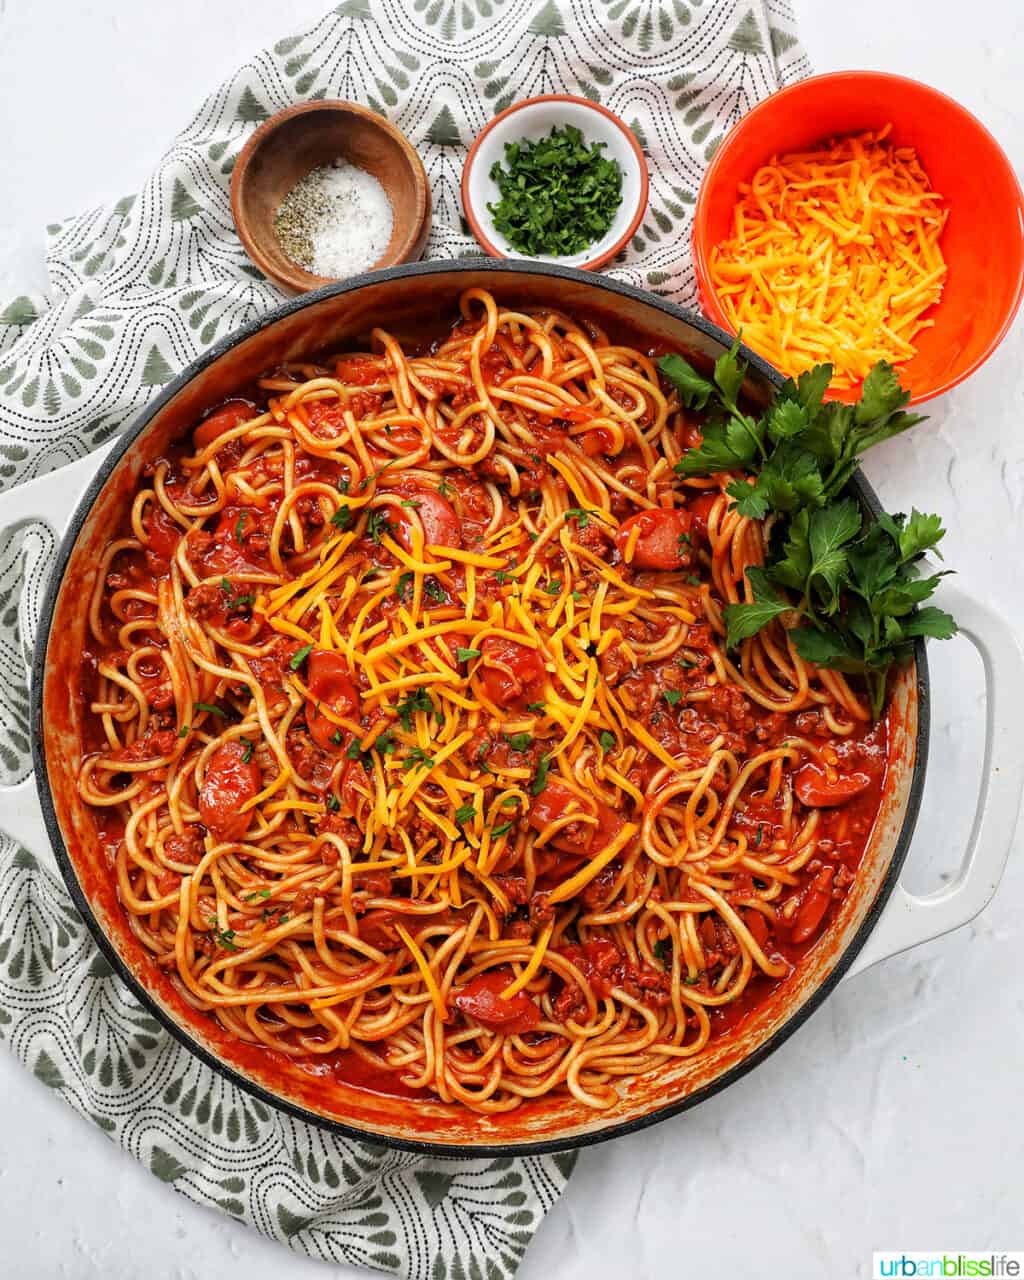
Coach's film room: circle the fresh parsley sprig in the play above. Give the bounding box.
[659,347,957,717]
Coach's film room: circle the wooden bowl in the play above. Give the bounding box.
[230,101,431,293]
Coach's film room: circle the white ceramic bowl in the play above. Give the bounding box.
[461,94,649,271]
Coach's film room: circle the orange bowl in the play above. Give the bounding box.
[692,70,1024,404]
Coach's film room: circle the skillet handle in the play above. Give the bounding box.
[843,583,1024,981]
[0,443,119,876]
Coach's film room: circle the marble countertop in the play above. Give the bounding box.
[1,1,1022,1275]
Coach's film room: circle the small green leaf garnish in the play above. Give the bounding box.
[491,821,514,838]
[456,647,482,662]
[366,510,395,544]
[330,504,353,530]
[289,644,313,671]
[599,730,616,753]
[402,746,435,772]
[395,688,433,730]
[239,737,254,764]
[663,689,683,706]
[194,702,226,717]
[326,794,340,812]
[530,753,551,796]
[234,511,247,544]
[454,803,476,825]
[505,732,532,752]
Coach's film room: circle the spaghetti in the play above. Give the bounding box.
[76,289,888,1114]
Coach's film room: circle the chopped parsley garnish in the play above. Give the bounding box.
[359,458,399,491]
[326,794,340,812]
[438,477,455,498]
[491,821,513,839]
[373,731,396,756]
[686,574,701,586]
[527,701,546,713]
[660,347,957,717]
[477,741,493,774]
[571,590,583,603]
[396,571,414,601]
[663,689,683,706]
[501,796,520,808]
[494,560,518,585]
[346,740,363,760]
[239,737,254,764]
[530,753,551,796]
[424,576,446,603]
[754,825,764,847]
[679,531,692,548]
[454,803,476,825]
[234,511,247,544]
[330,504,353,530]
[336,476,350,494]
[545,579,562,595]
[401,499,421,510]
[289,644,313,671]
[652,938,671,964]
[213,927,239,952]
[402,746,435,772]
[565,507,593,529]
[194,702,226,717]
[505,732,532,752]
[456,646,482,663]
[395,688,433,730]
[366,510,394,544]
[599,730,616,753]
[487,124,623,256]
[330,728,343,746]
[243,889,271,902]
[178,724,189,738]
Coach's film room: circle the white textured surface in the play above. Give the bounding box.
[1,1,1023,1276]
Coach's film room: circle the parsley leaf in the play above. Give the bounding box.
[491,820,514,839]
[505,732,532,752]
[456,647,482,662]
[366,510,395,544]
[722,567,792,648]
[289,644,312,671]
[454,803,476,825]
[395,688,433,731]
[330,504,353,530]
[599,730,616,753]
[402,746,435,772]
[663,689,683,706]
[531,753,551,796]
[239,737,254,764]
[565,507,593,529]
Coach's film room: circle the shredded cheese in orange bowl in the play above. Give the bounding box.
[691,70,1024,406]
[708,126,947,392]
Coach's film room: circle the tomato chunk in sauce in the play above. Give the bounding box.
[478,636,546,707]
[305,650,360,751]
[453,971,540,1034]
[615,508,695,570]
[199,742,260,842]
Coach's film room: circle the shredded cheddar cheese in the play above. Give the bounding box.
[709,125,948,390]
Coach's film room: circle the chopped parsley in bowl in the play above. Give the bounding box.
[462,94,648,271]
[487,125,624,257]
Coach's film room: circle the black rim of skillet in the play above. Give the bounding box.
[29,259,930,1157]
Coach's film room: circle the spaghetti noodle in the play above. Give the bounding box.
[76,289,888,1113]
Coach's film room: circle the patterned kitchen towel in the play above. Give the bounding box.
[0,2,808,1275]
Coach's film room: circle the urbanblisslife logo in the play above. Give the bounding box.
[873,1255,1023,1278]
